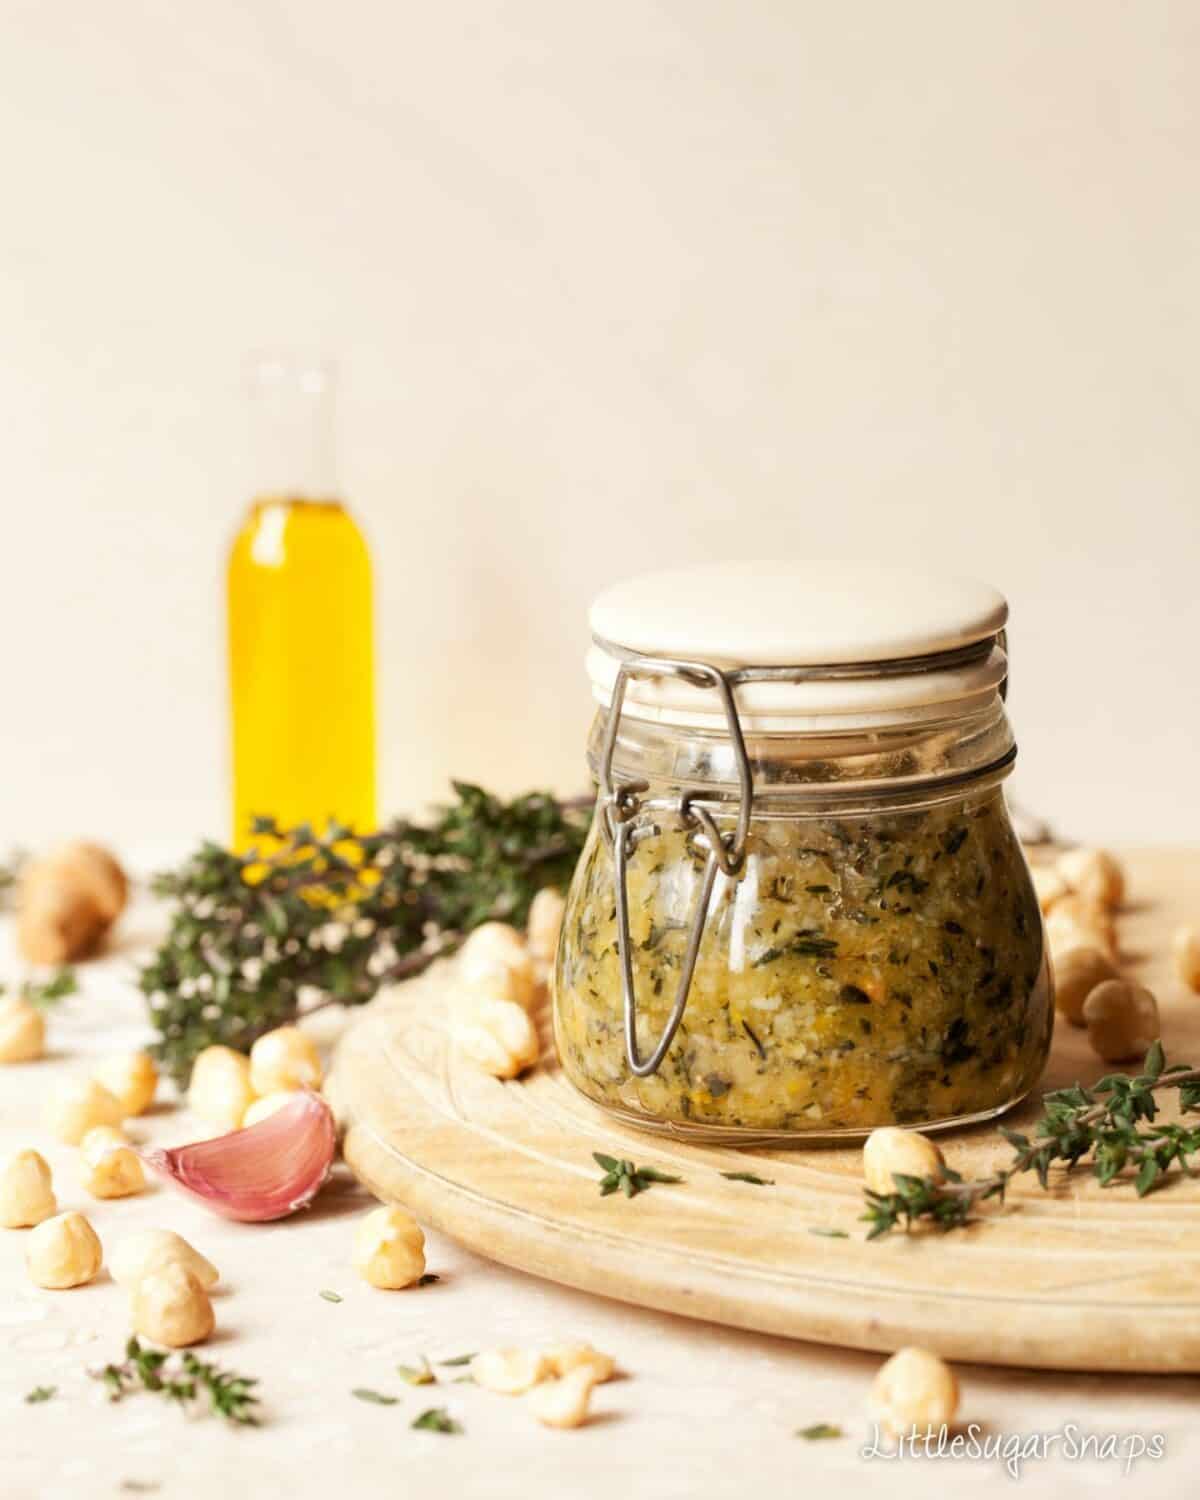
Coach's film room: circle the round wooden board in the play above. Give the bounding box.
[326,847,1200,1373]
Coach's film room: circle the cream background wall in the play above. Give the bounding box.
[0,1,1197,848]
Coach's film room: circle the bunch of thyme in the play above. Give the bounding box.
[863,1041,1200,1237]
[93,1337,260,1425]
[140,783,591,1083]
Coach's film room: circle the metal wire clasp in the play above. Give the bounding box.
[597,644,755,1079]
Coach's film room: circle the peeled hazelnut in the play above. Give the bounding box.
[241,1091,294,1127]
[0,996,45,1063]
[352,1205,425,1289]
[26,1210,102,1288]
[863,1127,945,1195]
[1082,980,1160,1063]
[248,1025,322,1095]
[1057,847,1125,909]
[131,1262,214,1347]
[543,1340,615,1383]
[1045,899,1115,963]
[526,1367,598,1428]
[0,1149,57,1227]
[188,1045,255,1130]
[16,842,126,964]
[1030,865,1070,914]
[453,996,540,1078]
[44,1076,124,1144]
[1052,945,1120,1026]
[1173,926,1200,994]
[80,1125,145,1199]
[109,1228,219,1291]
[459,924,537,1011]
[527,888,566,966]
[92,1051,158,1116]
[870,1347,959,1439]
[471,1348,552,1394]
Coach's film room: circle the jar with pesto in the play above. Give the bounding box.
[553,562,1052,1143]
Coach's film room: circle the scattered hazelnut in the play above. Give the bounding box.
[1082,980,1160,1063]
[870,1346,959,1440]
[526,1367,598,1429]
[459,923,537,1011]
[863,1127,945,1195]
[26,1210,103,1288]
[0,1149,57,1227]
[188,1045,255,1130]
[44,1076,124,1144]
[453,996,540,1078]
[1052,945,1119,1026]
[352,1205,426,1289]
[527,888,566,966]
[471,1348,552,1394]
[0,996,45,1063]
[80,1125,145,1199]
[1056,847,1125,909]
[109,1228,219,1291]
[241,1092,294,1127]
[92,1051,158,1116]
[1030,865,1070,914]
[1044,899,1115,963]
[16,842,127,964]
[1173,926,1200,994]
[248,1025,322,1096]
[131,1262,214,1347]
[543,1340,615,1383]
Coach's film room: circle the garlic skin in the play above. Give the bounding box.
[81,1125,146,1199]
[132,1263,214,1347]
[249,1025,322,1096]
[44,1077,125,1144]
[352,1205,426,1289]
[526,1367,598,1429]
[109,1228,219,1291]
[143,1089,336,1222]
[471,1348,552,1394]
[26,1210,103,1289]
[0,1149,57,1228]
[92,1051,158,1116]
[0,997,45,1063]
[188,1045,256,1131]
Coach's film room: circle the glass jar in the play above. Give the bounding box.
[553,562,1053,1143]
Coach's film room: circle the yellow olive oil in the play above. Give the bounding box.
[227,497,375,846]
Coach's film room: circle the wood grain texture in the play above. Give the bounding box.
[326,847,1200,1372]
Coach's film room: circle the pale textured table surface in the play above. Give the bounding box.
[3,874,1200,1499]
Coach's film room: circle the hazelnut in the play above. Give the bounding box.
[15,842,126,964]
[1056,847,1125,909]
[1173,926,1200,994]
[526,1367,598,1429]
[352,1205,426,1289]
[453,996,540,1078]
[188,1045,255,1130]
[1082,980,1159,1063]
[471,1348,552,1394]
[131,1263,214,1347]
[459,923,537,1012]
[44,1076,124,1144]
[527,889,566,966]
[870,1346,959,1440]
[1052,945,1119,1026]
[242,1091,294,1127]
[1030,864,1070,914]
[80,1125,145,1199]
[0,996,45,1063]
[92,1051,158,1116]
[543,1340,615,1383]
[109,1228,219,1291]
[0,1149,57,1228]
[863,1127,945,1194]
[26,1210,102,1288]
[248,1025,322,1096]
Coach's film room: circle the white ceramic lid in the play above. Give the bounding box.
[587,561,1009,731]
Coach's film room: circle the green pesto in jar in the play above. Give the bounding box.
[553,788,1052,1136]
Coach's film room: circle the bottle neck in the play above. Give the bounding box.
[248,355,337,501]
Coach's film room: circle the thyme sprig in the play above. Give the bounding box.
[140,783,590,1082]
[594,1152,683,1197]
[93,1337,260,1426]
[3,968,77,1008]
[863,1042,1200,1238]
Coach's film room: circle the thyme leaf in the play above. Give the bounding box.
[398,1357,435,1386]
[411,1406,462,1433]
[437,1354,476,1367]
[318,1289,343,1303]
[25,1385,56,1404]
[863,1042,1200,1238]
[92,1338,260,1426]
[721,1171,774,1186]
[352,1388,399,1406]
[797,1422,843,1440]
[593,1153,683,1197]
[808,1227,849,1239]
